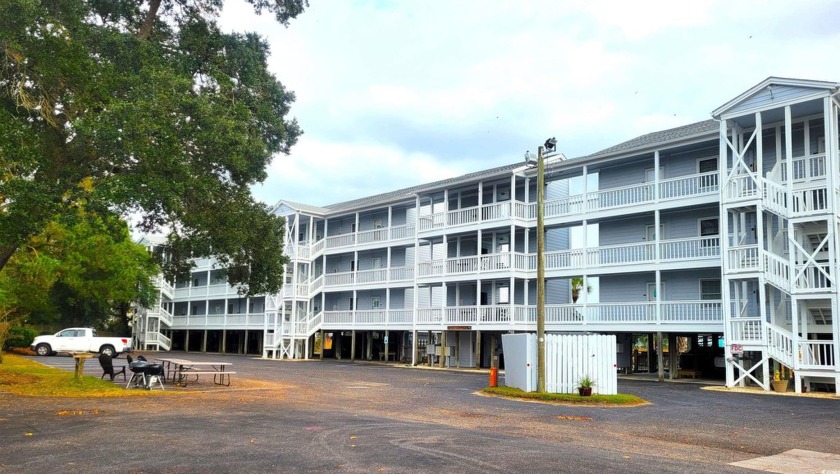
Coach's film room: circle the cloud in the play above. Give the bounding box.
[225,0,840,209]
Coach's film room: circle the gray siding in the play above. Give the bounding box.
[599,160,651,190]
[599,218,652,246]
[661,208,719,239]
[727,85,822,116]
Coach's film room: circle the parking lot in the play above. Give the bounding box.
[2,352,839,473]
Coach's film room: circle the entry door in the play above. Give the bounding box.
[646,225,662,259]
[647,282,661,320]
[646,282,661,301]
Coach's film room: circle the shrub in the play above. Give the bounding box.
[4,326,38,350]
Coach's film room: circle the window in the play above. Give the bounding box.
[498,286,510,304]
[700,279,721,300]
[698,158,717,173]
[699,218,719,249]
[372,257,382,269]
[371,296,381,309]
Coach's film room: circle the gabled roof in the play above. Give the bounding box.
[271,162,523,216]
[272,200,329,216]
[583,119,718,160]
[712,76,840,119]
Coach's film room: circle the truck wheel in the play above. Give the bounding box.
[35,344,52,356]
[100,345,116,357]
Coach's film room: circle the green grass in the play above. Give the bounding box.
[483,386,646,406]
[0,353,161,398]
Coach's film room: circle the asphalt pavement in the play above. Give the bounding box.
[2,351,839,473]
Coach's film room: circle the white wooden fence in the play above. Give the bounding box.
[502,333,618,395]
[545,334,617,395]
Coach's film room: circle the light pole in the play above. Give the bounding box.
[526,137,556,393]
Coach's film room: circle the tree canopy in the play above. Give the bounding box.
[1,207,159,333]
[0,0,307,296]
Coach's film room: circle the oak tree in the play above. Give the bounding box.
[0,0,307,295]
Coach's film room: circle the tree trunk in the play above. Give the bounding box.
[138,0,163,40]
[0,245,18,273]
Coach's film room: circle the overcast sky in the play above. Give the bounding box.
[220,0,840,208]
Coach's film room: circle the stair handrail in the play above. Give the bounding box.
[766,323,796,369]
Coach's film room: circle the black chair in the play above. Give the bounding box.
[98,353,126,381]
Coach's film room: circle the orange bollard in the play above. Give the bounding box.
[489,367,498,387]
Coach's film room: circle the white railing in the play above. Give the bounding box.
[661,301,722,322]
[311,239,326,256]
[513,202,531,219]
[763,251,791,291]
[794,263,832,291]
[762,179,788,217]
[545,305,584,323]
[593,182,654,210]
[514,253,533,271]
[481,202,511,221]
[419,213,445,231]
[659,236,720,260]
[766,324,794,367]
[310,275,324,294]
[724,173,760,201]
[783,154,827,182]
[543,194,584,218]
[791,187,829,215]
[171,312,266,328]
[154,276,174,299]
[146,331,171,350]
[295,244,311,260]
[446,255,478,274]
[588,242,653,266]
[799,340,836,369]
[357,228,389,245]
[326,233,355,249]
[545,249,584,270]
[388,266,413,281]
[325,272,354,287]
[418,260,445,277]
[416,308,443,323]
[727,245,760,272]
[356,268,388,284]
[447,206,479,226]
[659,172,718,199]
[730,317,763,342]
[390,224,415,240]
[589,302,655,322]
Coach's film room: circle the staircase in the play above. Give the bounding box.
[263,310,323,359]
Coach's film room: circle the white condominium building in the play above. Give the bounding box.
[135,77,840,394]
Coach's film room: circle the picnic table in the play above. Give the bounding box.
[155,358,235,387]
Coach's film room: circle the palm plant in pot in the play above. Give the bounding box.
[571,277,592,303]
[577,375,595,396]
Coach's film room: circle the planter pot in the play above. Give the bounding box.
[578,387,592,396]
[771,380,789,393]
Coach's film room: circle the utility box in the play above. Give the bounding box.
[501,333,536,392]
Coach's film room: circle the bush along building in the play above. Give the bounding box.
[134,77,840,394]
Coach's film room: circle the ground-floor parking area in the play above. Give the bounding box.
[2,352,839,473]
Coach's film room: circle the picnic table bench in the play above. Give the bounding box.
[155,358,235,387]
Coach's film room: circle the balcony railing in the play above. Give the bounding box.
[729,317,763,342]
[171,312,267,328]
[794,263,832,291]
[799,340,836,369]
[315,301,722,328]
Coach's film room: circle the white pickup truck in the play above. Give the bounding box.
[31,328,132,357]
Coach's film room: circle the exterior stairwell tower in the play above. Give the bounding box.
[715,77,840,394]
